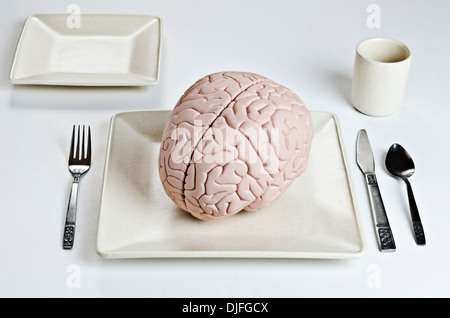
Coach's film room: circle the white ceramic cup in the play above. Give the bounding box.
[351,37,412,117]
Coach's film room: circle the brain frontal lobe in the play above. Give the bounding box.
[159,72,313,220]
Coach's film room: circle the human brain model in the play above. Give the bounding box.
[159,72,313,220]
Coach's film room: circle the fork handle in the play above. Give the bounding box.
[63,176,80,250]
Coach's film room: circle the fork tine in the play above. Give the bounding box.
[81,125,86,159]
[68,125,91,163]
[76,125,81,160]
[69,125,76,159]
[86,126,91,162]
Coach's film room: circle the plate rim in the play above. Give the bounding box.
[9,13,163,86]
[96,110,367,259]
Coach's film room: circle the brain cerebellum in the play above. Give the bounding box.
[158,71,313,220]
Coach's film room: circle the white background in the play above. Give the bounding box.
[1,0,449,298]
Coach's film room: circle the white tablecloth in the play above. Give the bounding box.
[1,0,449,297]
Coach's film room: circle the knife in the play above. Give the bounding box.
[356,129,396,252]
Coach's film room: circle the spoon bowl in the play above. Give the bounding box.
[385,143,425,245]
[386,143,415,179]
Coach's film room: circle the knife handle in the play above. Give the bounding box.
[365,173,396,252]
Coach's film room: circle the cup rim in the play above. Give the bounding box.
[356,37,412,64]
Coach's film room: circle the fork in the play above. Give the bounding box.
[63,125,91,250]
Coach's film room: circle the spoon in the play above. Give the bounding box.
[385,143,426,245]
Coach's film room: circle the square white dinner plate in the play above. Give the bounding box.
[96,110,366,259]
[10,14,162,86]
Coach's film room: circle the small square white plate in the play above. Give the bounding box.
[10,14,162,86]
[96,110,366,259]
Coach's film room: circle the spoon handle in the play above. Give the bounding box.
[405,179,426,245]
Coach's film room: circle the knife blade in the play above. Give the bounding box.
[356,129,396,252]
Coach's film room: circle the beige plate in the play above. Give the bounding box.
[96,111,366,259]
[10,14,162,86]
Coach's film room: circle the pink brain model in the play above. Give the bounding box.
[159,71,313,220]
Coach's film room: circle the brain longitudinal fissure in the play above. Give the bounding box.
[159,72,313,220]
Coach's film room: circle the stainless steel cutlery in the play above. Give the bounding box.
[63,125,91,250]
[356,129,396,252]
[356,130,426,251]
[386,143,425,245]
